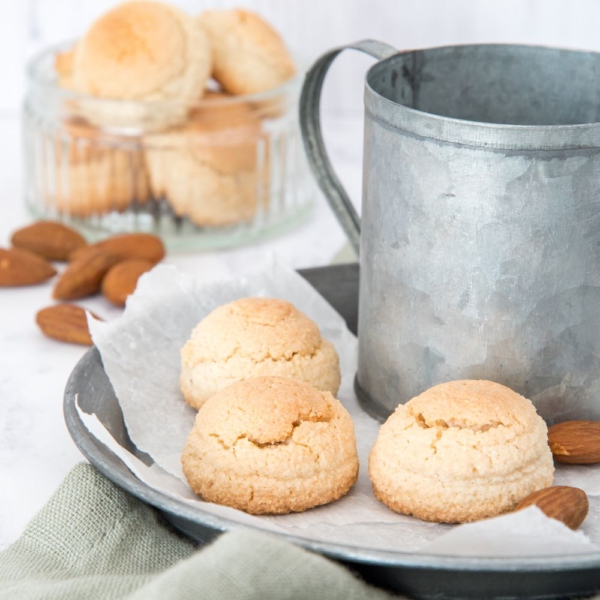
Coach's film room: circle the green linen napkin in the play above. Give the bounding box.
[0,464,393,600]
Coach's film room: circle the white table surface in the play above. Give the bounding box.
[0,113,363,550]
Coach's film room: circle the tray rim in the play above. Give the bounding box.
[64,347,600,574]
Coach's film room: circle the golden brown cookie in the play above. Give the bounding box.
[148,160,264,227]
[198,9,295,95]
[72,1,211,129]
[180,298,341,410]
[187,92,265,173]
[145,92,269,226]
[182,376,359,514]
[369,380,554,523]
[49,118,149,217]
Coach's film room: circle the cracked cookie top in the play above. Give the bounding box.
[182,376,359,513]
[406,379,542,434]
[369,380,554,523]
[185,297,324,362]
[198,376,334,449]
[371,380,551,481]
[73,2,211,106]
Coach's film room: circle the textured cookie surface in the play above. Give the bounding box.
[198,9,295,94]
[369,380,554,523]
[74,1,210,101]
[72,1,211,129]
[182,376,358,514]
[180,298,340,409]
[145,92,268,225]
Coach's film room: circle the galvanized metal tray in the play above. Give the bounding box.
[64,263,600,600]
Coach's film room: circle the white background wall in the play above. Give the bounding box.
[4,0,600,116]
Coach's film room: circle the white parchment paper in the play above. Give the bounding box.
[82,256,599,556]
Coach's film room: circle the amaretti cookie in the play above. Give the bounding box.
[145,92,269,226]
[180,298,340,410]
[182,376,359,514]
[72,1,211,129]
[198,9,296,95]
[369,380,554,523]
[50,118,149,217]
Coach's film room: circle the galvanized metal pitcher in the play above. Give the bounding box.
[300,42,600,422]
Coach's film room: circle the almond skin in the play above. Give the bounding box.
[11,221,86,261]
[36,304,100,346]
[0,247,57,286]
[53,248,118,300]
[102,259,153,306]
[70,233,165,264]
[548,420,600,464]
[514,486,589,530]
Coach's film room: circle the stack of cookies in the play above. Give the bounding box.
[180,298,358,515]
[50,1,296,228]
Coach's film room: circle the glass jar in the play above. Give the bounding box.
[23,42,315,250]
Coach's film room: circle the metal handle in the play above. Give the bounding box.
[300,40,398,254]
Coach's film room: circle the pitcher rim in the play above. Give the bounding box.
[365,43,600,151]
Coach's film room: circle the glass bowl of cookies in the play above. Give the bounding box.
[23,2,314,250]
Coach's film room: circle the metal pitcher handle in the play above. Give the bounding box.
[300,40,398,254]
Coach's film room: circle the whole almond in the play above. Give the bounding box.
[548,420,600,464]
[0,247,57,286]
[36,304,101,346]
[11,221,86,261]
[53,248,118,300]
[102,259,153,306]
[70,233,165,264]
[514,486,589,530]
[68,245,106,264]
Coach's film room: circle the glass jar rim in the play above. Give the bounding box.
[26,39,303,110]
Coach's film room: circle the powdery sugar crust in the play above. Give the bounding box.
[369,380,555,523]
[180,298,341,409]
[182,376,359,514]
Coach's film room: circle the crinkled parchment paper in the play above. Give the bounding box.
[79,256,600,556]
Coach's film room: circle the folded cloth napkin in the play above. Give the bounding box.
[0,464,393,600]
